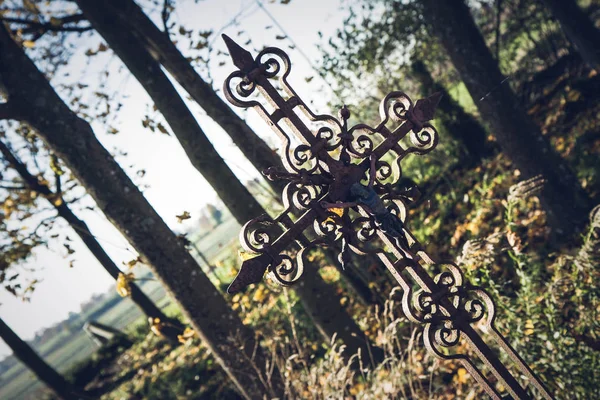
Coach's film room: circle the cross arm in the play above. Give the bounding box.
[320,200,357,209]
[357,91,443,173]
[263,167,332,186]
[227,253,271,293]
[228,208,320,293]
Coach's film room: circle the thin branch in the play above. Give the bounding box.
[0,14,92,40]
[0,138,52,196]
[51,154,62,195]
[1,13,86,28]
[32,215,58,236]
[67,194,86,205]
[29,145,43,175]
[161,0,171,38]
[31,24,92,34]
[0,184,27,190]
[54,170,62,195]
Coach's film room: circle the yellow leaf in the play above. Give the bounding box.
[150,324,162,337]
[324,216,336,225]
[116,272,135,297]
[49,155,64,176]
[239,250,259,261]
[124,256,143,269]
[177,327,196,343]
[22,40,35,49]
[524,319,535,335]
[349,382,365,395]
[319,266,341,283]
[241,295,250,306]
[456,367,469,384]
[566,90,581,102]
[329,207,344,217]
[175,211,191,223]
[252,286,268,302]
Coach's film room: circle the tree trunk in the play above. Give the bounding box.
[295,263,384,364]
[102,0,286,193]
[541,0,600,70]
[0,317,80,400]
[0,139,180,339]
[74,0,377,359]
[411,59,491,162]
[0,25,281,400]
[421,0,592,235]
[75,0,263,225]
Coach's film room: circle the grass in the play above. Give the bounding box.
[0,333,97,400]
[0,216,239,400]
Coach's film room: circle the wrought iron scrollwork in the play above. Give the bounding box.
[221,34,552,400]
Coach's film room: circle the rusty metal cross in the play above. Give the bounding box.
[222,35,552,400]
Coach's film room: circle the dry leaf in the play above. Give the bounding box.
[524,319,535,335]
[176,211,191,223]
[116,272,135,297]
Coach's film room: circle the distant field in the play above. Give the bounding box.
[0,217,240,400]
[189,216,240,260]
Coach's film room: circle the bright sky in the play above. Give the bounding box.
[0,0,347,358]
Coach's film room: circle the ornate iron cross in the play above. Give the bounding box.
[222,35,552,400]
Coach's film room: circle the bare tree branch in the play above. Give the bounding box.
[0,14,91,41]
[161,0,171,38]
[54,171,62,194]
[32,215,58,236]
[0,184,27,190]
[0,138,51,196]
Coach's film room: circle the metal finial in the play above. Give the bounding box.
[339,105,351,121]
[227,254,270,294]
[413,91,443,123]
[222,34,256,72]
